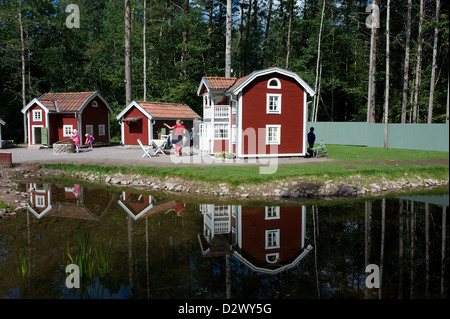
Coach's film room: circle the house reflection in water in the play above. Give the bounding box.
[26,183,113,220]
[198,204,312,275]
[118,191,186,220]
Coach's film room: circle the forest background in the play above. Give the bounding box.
[0,0,448,143]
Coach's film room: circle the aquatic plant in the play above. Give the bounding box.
[65,228,112,281]
[16,249,29,282]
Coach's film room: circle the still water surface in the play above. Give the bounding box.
[0,181,448,299]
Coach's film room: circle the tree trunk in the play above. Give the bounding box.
[412,0,424,123]
[285,0,293,69]
[401,0,412,124]
[427,0,441,123]
[143,0,147,101]
[225,0,232,77]
[124,0,132,105]
[384,0,390,149]
[312,0,326,122]
[367,0,378,123]
[262,0,273,67]
[19,0,27,143]
[180,0,189,79]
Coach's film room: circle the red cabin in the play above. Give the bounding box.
[197,66,315,157]
[21,91,112,148]
[116,101,200,146]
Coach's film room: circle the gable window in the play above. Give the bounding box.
[63,125,73,137]
[35,195,46,208]
[267,78,281,89]
[266,125,281,145]
[33,110,42,122]
[265,229,280,249]
[266,253,279,264]
[92,101,98,107]
[265,206,280,219]
[266,94,281,114]
[98,124,106,136]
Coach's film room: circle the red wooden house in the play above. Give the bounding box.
[116,101,200,146]
[197,66,315,157]
[21,91,112,148]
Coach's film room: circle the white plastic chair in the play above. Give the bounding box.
[137,138,152,158]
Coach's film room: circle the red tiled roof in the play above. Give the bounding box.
[203,77,237,90]
[39,92,96,112]
[226,75,249,93]
[137,101,200,119]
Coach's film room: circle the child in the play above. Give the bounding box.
[85,133,95,150]
[71,129,80,153]
[164,120,185,156]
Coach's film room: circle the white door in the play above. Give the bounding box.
[198,123,211,152]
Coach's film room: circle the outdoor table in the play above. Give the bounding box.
[152,139,167,155]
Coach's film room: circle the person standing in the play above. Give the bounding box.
[71,129,80,153]
[307,127,316,157]
[164,120,185,156]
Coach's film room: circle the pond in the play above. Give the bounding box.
[0,180,448,300]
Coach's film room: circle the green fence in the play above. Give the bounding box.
[307,122,449,152]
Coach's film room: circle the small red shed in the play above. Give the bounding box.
[116,101,200,146]
[197,66,315,157]
[21,91,112,148]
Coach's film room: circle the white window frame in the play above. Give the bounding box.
[267,78,281,89]
[63,125,73,137]
[85,125,93,136]
[214,123,229,140]
[232,125,237,144]
[265,206,280,220]
[266,94,282,114]
[98,124,106,136]
[35,195,45,208]
[266,125,281,145]
[92,101,98,107]
[265,229,280,249]
[32,110,42,122]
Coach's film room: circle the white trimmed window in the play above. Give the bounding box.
[33,110,42,122]
[266,125,281,145]
[267,78,281,89]
[86,125,93,136]
[92,101,98,107]
[98,124,106,136]
[35,195,45,208]
[214,124,229,139]
[266,94,281,114]
[63,125,73,137]
[265,229,280,249]
[265,206,280,219]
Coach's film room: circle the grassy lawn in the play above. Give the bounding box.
[38,145,449,187]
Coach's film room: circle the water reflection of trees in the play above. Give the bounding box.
[1,182,448,299]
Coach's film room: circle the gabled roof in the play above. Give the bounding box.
[228,66,315,96]
[197,66,315,97]
[117,101,200,121]
[21,91,112,114]
[197,76,237,95]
